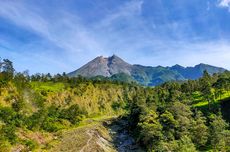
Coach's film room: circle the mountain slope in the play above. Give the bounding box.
[68,55,227,86]
[68,55,132,77]
[169,63,226,80]
[131,65,185,86]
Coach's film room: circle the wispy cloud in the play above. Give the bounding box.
[0,0,229,73]
[0,0,146,73]
[218,0,230,10]
[0,0,107,73]
[0,1,103,53]
[98,0,143,28]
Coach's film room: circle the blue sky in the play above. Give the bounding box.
[0,0,230,74]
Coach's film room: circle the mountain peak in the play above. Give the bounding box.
[95,54,121,61]
[107,54,123,61]
[108,54,127,62]
[171,64,185,69]
[68,55,226,86]
[195,63,207,67]
[68,55,132,77]
[110,54,118,58]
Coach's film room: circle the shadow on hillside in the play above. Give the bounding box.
[220,97,230,123]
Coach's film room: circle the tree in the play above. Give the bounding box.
[199,70,211,91]
[127,94,147,128]
[0,57,2,72]
[2,59,14,75]
[13,72,30,90]
[138,110,163,148]
[169,102,192,139]
[30,73,41,81]
[154,136,197,152]
[191,111,208,147]
[200,73,214,109]
[213,77,229,99]
[0,59,14,82]
[176,136,197,152]
[209,114,230,151]
[46,73,52,81]
[27,108,48,130]
[159,110,178,140]
[61,104,84,124]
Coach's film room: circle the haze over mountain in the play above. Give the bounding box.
[68,55,226,86]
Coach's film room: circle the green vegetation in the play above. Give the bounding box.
[125,70,230,151]
[69,55,226,86]
[51,117,116,152]
[0,58,136,151]
[0,58,230,151]
[30,81,65,92]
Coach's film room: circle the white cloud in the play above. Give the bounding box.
[0,0,144,56]
[0,0,108,72]
[98,0,143,28]
[132,40,230,70]
[0,0,145,73]
[0,1,105,54]
[218,0,230,10]
[0,0,229,73]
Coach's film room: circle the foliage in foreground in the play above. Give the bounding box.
[1,58,230,151]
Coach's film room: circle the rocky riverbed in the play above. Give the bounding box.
[107,118,144,152]
[51,117,144,152]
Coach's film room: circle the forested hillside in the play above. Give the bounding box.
[0,58,230,151]
[0,59,138,151]
[68,55,226,86]
[126,70,230,151]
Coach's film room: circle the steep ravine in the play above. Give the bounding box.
[107,118,144,152]
[51,117,144,152]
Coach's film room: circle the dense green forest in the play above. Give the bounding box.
[0,58,230,151]
[126,70,230,151]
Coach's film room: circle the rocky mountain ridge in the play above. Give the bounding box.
[68,55,226,86]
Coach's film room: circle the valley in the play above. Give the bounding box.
[51,116,144,152]
[1,58,230,151]
[1,0,230,151]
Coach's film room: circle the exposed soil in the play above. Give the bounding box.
[51,117,144,152]
[107,118,144,152]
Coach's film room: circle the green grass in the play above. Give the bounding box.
[193,91,230,108]
[194,100,210,107]
[192,91,204,104]
[76,115,118,128]
[30,82,65,92]
[50,115,116,152]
